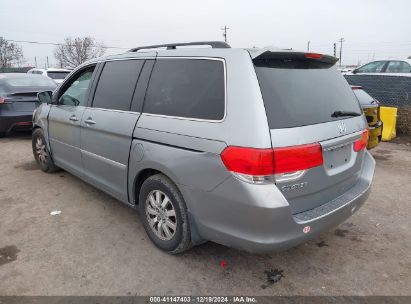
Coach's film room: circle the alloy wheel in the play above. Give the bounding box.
[145,190,177,241]
[35,137,48,165]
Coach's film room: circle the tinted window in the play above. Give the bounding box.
[47,71,70,79]
[356,61,387,73]
[59,67,95,106]
[255,63,362,129]
[385,61,411,73]
[93,60,144,111]
[143,59,225,120]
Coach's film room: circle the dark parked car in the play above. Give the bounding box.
[0,73,56,137]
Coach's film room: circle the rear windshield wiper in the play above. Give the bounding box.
[331,111,361,118]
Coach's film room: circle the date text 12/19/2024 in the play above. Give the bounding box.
[149,296,257,303]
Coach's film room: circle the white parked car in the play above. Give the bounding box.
[27,68,71,84]
[347,59,411,76]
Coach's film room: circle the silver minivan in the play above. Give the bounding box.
[33,41,375,254]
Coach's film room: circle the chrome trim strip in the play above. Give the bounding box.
[81,149,127,170]
[82,107,141,115]
[49,138,126,170]
[102,57,156,63]
[49,138,78,149]
[321,130,363,151]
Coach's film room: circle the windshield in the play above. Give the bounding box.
[47,71,70,79]
[254,62,362,129]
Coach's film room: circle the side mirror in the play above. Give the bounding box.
[37,91,53,104]
[352,69,358,74]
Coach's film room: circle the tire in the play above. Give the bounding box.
[0,132,6,138]
[32,128,59,173]
[139,174,192,254]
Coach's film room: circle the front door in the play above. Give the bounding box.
[48,66,96,176]
[80,58,152,202]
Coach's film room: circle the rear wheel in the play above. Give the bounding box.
[0,132,5,138]
[139,174,192,254]
[32,128,59,173]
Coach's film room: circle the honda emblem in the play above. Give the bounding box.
[338,122,347,134]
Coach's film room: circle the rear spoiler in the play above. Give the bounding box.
[251,50,338,68]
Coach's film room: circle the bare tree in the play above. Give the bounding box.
[0,37,24,68]
[54,37,105,68]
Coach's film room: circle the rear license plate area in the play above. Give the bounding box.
[324,144,351,169]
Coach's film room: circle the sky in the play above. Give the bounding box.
[1,0,411,68]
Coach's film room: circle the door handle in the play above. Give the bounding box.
[84,118,96,125]
[69,115,79,122]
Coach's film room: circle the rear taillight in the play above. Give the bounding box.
[0,96,6,104]
[220,143,323,184]
[220,147,274,176]
[351,86,363,90]
[304,53,323,59]
[272,143,323,174]
[353,129,369,152]
[15,121,32,126]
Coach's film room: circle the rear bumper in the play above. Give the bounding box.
[0,113,33,133]
[181,151,375,253]
[367,120,383,149]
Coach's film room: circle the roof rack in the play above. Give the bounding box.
[128,41,231,52]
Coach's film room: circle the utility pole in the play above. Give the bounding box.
[46,56,49,69]
[338,37,345,67]
[34,56,37,68]
[221,25,230,43]
[307,41,310,51]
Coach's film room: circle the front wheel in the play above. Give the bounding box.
[139,174,192,254]
[32,128,59,173]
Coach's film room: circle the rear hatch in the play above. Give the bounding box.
[1,76,55,113]
[252,51,367,214]
[4,91,40,112]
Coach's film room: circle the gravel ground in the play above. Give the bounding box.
[0,133,410,296]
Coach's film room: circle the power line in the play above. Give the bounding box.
[5,39,130,50]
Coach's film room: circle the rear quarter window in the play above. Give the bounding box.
[143,59,225,120]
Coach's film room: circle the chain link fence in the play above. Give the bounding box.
[345,74,411,135]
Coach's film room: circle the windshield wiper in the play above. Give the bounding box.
[331,111,361,118]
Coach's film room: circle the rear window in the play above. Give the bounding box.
[4,76,56,87]
[143,59,225,120]
[47,71,70,79]
[254,61,362,129]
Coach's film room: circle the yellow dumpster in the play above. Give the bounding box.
[380,106,397,141]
